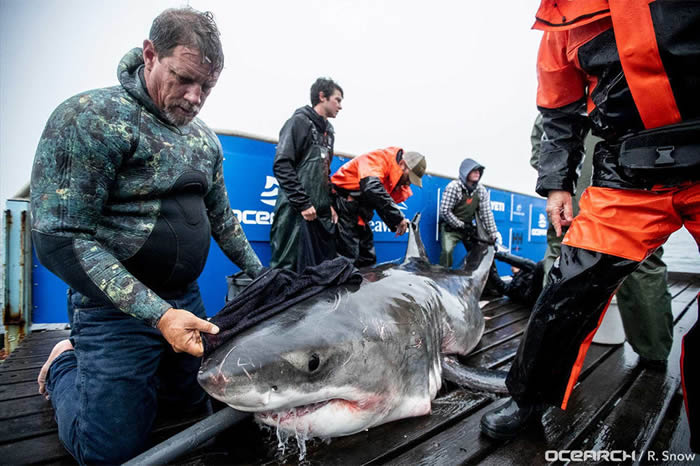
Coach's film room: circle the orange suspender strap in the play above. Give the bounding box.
[560,291,617,410]
[682,332,690,423]
[608,0,681,129]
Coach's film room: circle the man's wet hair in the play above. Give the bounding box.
[149,7,224,73]
[310,77,343,106]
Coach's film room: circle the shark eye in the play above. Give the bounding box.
[308,353,320,372]
[282,350,323,374]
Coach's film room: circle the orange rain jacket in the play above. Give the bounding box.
[331,147,412,227]
[533,0,700,196]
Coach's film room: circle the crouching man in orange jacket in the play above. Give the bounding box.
[331,147,426,267]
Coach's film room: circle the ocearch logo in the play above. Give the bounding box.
[259,176,279,206]
[232,176,278,225]
[545,450,638,462]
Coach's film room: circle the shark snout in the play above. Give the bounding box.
[197,367,229,398]
[198,364,280,408]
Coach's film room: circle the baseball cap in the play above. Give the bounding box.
[403,151,427,187]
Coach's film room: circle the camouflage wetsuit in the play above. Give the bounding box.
[31,47,262,325]
[30,48,262,463]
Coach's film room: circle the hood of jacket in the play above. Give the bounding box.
[117,47,172,125]
[295,105,333,135]
[459,158,485,187]
[533,0,610,31]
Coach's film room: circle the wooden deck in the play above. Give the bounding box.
[1,273,697,465]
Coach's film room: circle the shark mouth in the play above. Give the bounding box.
[253,396,386,439]
[257,398,357,424]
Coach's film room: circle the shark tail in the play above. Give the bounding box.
[441,356,508,395]
[459,218,496,296]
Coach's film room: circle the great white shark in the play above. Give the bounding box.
[198,214,500,438]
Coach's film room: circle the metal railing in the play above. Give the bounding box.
[2,187,32,354]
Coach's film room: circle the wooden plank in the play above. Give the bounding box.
[0,395,53,420]
[7,332,69,352]
[464,280,696,371]
[468,326,524,358]
[0,433,72,465]
[483,310,529,335]
[0,358,47,372]
[9,331,68,344]
[483,301,522,320]
[480,298,512,317]
[0,367,40,385]
[476,284,698,465]
[650,391,696,465]
[382,397,500,466]
[571,289,698,458]
[463,338,520,369]
[668,280,688,298]
[0,380,40,401]
[391,343,641,466]
[21,330,70,341]
[4,345,61,360]
[299,390,492,465]
[0,410,58,444]
[672,285,700,321]
[1,354,53,365]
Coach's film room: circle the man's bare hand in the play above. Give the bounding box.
[157,308,219,357]
[330,205,338,224]
[546,190,574,237]
[301,206,317,221]
[395,218,410,236]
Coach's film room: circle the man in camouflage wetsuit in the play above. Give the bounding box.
[270,77,343,271]
[31,8,262,464]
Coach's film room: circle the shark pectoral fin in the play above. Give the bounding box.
[401,212,430,265]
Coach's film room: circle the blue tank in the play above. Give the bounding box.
[31,131,547,322]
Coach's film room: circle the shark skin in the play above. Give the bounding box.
[198,214,495,438]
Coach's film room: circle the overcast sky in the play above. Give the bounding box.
[0,0,542,204]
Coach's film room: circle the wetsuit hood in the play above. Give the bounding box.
[117,47,171,125]
[459,158,485,186]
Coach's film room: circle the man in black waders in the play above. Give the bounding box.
[269,77,343,272]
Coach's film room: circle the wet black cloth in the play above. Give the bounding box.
[504,261,545,307]
[296,219,337,273]
[203,256,361,357]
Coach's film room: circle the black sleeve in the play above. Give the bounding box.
[359,176,405,231]
[32,232,109,302]
[273,116,312,212]
[535,99,590,197]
